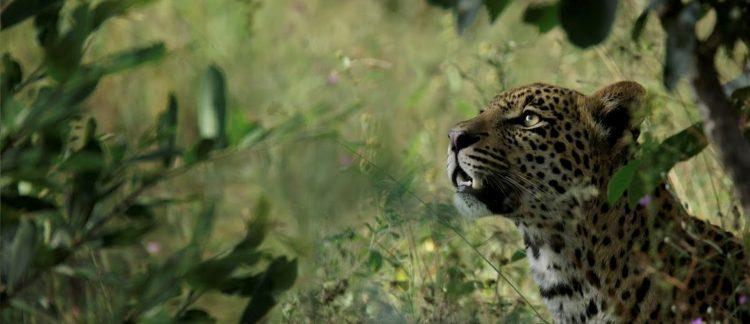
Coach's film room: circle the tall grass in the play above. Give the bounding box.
[2,0,743,322]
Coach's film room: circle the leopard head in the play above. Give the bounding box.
[446,81,645,219]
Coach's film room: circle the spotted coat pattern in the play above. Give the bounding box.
[446,82,749,323]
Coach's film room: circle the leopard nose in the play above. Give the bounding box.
[449,129,480,152]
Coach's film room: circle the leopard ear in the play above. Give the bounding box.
[586,81,646,147]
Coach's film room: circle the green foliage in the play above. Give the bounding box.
[0,1,296,322]
[430,0,620,47]
[484,0,511,23]
[2,0,746,322]
[198,65,228,149]
[608,123,708,206]
[522,2,559,34]
[427,0,511,33]
[558,0,617,48]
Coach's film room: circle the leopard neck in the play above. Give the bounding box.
[514,181,689,322]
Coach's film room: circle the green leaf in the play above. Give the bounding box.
[559,0,617,48]
[185,260,238,291]
[216,273,262,296]
[32,246,70,269]
[198,65,227,147]
[1,194,56,212]
[510,249,527,262]
[176,309,216,324]
[1,53,23,95]
[32,1,62,46]
[97,42,166,75]
[235,197,270,251]
[267,257,297,292]
[190,201,216,248]
[157,93,179,167]
[227,109,259,146]
[184,138,215,165]
[607,158,642,205]
[128,247,198,319]
[42,4,90,81]
[240,294,274,324]
[0,0,64,30]
[368,250,383,272]
[426,0,457,9]
[66,119,105,227]
[184,251,262,291]
[626,123,707,206]
[631,10,650,42]
[238,257,297,324]
[59,151,106,173]
[100,224,155,247]
[99,204,156,247]
[522,2,559,33]
[124,148,182,165]
[8,220,36,291]
[483,0,510,23]
[91,0,155,29]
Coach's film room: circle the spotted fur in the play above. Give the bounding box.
[446,82,749,323]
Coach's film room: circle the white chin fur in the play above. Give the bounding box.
[453,193,492,219]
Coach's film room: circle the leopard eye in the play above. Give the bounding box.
[522,112,541,127]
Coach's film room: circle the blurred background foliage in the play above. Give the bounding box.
[0,0,747,323]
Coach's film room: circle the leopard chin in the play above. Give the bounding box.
[453,192,492,219]
[453,184,518,217]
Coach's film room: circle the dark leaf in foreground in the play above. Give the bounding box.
[0,0,64,30]
[631,10,650,42]
[522,2,559,33]
[238,257,297,324]
[157,93,179,167]
[96,42,166,75]
[559,0,617,48]
[7,221,36,291]
[190,201,216,248]
[1,194,56,212]
[483,0,511,23]
[426,0,457,9]
[176,309,216,324]
[1,53,23,95]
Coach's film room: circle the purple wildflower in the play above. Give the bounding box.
[638,195,652,207]
[146,241,161,254]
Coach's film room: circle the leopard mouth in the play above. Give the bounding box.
[452,167,475,192]
[451,166,516,214]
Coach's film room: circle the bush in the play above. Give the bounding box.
[1,2,296,322]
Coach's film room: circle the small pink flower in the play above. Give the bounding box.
[739,294,748,305]
[638,195,652,207]
[689,317,703,324]
[146,241,161,254]
[327,71,340,85]
[339,153,354,168]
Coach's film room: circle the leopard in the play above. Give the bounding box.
[445,81,749,323]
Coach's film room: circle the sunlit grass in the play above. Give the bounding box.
[2,0,743,322]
